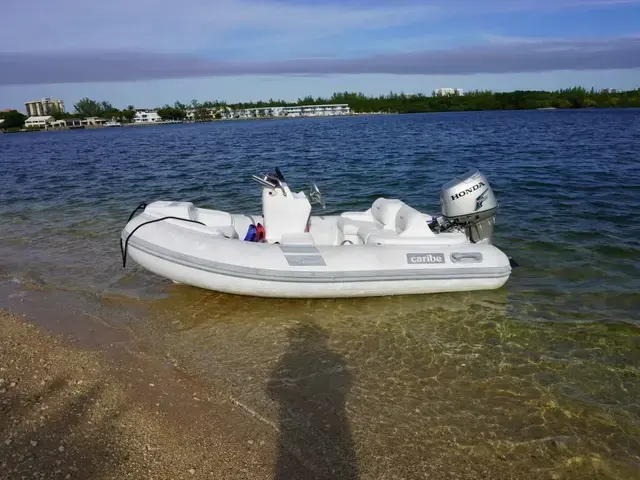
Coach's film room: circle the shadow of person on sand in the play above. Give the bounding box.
[267,321,358,480]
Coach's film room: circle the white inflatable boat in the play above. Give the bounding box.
[120,168,515,298]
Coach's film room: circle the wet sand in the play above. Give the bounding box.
[0,308,287,480]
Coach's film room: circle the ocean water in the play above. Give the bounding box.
[1,110,639,479]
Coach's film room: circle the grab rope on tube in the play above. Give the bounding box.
[120,203,205,268]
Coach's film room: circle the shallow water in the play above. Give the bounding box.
[1,111,639,478]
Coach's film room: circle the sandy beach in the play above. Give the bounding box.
[0,280,539,480]
[0,307,293,480]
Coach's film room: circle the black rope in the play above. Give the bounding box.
[120,204,205,268]
[127,202,148,223]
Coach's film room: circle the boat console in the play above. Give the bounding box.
[251,167,325,244]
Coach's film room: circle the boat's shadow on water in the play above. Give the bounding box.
[266,321,358,480]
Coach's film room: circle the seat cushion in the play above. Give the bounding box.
[357,227,396,245]
[394,205,434,236]
[337,216,381,236]
[371,198,406,228]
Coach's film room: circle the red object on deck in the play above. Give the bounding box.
[256,223,266,242]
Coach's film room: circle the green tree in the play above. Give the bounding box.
[61,87,640,124]
[74,98,101,117]
[100,101,115,114]
[0,110,27,129]
[157,105,186,120]
[49,104,69,120]
[121,109,135,123]
[194,106,211,121]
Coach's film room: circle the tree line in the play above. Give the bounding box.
[181,87,639,113]
[51,98,137,122]
[315,87,640,113]
[2,87,639,131]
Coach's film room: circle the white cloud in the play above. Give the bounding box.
[5,0,639,56]
[2,0,438,53]
[3,69,639,112]
[2,35,639,86]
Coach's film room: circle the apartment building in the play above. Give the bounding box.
[25,97,65,116]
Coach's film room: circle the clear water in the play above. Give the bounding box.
[1,110,639,478]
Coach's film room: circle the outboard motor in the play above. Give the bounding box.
[430,169,498,244]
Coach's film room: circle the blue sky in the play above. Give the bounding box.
[1,0,639,112]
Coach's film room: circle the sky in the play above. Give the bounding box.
[1,0,640,111]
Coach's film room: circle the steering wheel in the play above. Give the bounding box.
[309,182,325,209]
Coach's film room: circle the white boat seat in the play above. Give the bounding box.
[337,216,382,236]
[339,199,437,245]
[358,204,442,245]
[371,198,406,229]
[394,205,433,236]
[338,197,407,236]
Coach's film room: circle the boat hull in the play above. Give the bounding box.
[122,214,511,298]
[128,245,509,297]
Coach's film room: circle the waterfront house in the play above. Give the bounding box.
[24,115,55,129]
[63,118,85,129]
[236,103,350,119]
[185,107,232,121]
[85,117,108,126]
[133,110,161,123]
[434,88,464,96]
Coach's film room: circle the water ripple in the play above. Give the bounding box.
[1,110,639,478]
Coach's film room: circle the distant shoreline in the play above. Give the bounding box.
[4,86,639,134]
[3,105,640,134]
[1,112,378,133]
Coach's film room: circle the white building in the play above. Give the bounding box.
[185,107,226,121]
[235,104,350,119]
[434,88,464,96]
[133,110,161,123]
[24,115,55,129]
[85,116,108,126]
[25,98,65,117]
